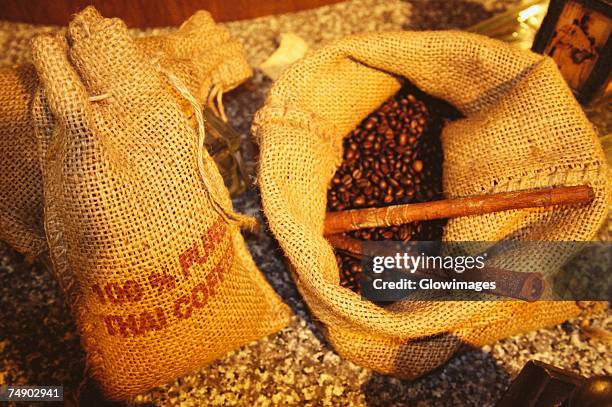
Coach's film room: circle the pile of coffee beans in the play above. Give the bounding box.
[327,84,460,291]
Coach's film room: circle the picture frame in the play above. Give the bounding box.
[532,0,612,103]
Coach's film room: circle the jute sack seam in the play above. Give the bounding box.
[253,105,339,148]
[0,209,47,257]
[472,165,606,195]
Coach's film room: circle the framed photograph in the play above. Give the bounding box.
[532,0,612,103]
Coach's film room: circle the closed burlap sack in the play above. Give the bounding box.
[254,31,609,379]
[30,10,289,399]
[0,7,251,259]
[0,64,44,256]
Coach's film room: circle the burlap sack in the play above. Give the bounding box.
[0,8,251,259]
[254,31,609,379]
[0,64,44,256]
[30,10,289,399]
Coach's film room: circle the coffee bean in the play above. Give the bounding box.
[398,225,411,241]
[377,122,388,134]
[381,229,394,239]
[327,84,459,292]
[342,174,352,186]
[412,160,423,173]
[356,178,370,188]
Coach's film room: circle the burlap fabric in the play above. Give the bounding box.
[254,31,609,379]
[29,9,289,399]
[0,7,251,259]
[0,64,44,256]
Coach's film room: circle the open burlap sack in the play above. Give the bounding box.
[0,7,251,259]
[30,10,289,399]
[254,31,609,379]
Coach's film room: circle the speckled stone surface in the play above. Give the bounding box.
[0,1,609,406]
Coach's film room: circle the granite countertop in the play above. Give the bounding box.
[0,0,609,406]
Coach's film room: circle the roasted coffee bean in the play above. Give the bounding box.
[356,178,370,188]
[412,160,423,173]
[327,84,460,292]
[398,133,408,146]
[341,174,352,186]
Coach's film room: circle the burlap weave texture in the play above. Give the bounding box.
[29,8,289,399]
[254,31,609,379]
[0,8,251,259]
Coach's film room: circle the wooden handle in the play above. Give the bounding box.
[324,185,594,235]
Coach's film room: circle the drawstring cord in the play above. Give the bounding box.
[163,70,257,231]
[88,64,257,231]
[207,83,228,122]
